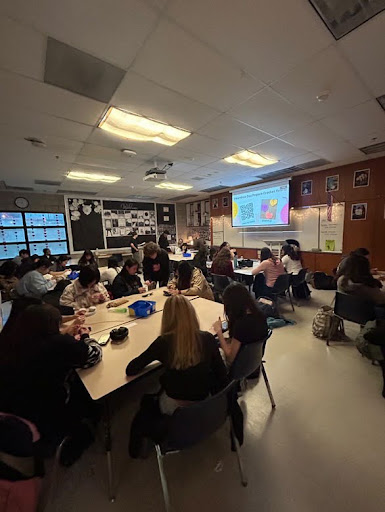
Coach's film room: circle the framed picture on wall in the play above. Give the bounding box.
[212,198,219,209]
[353,168,370,188]
[301,180,312,196]
[222,196,229,207]
[351,202,367,221]
[326,175,339,192]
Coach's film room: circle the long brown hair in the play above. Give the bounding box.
[260,247,278,265]
[161,295,202,370]
[213,247,232,272]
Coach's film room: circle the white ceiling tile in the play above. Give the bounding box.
[321,101,385,141]
[85,128,165,157]
[348,131,385,150]
[229,88,314,137]
[0,69,106,125]
[313,142,364,162]
[78,143,145,170]
[0,15,46,80]
[283,152,324,167]
[132,18,264,111]
[156,146,218,167]
[339,11,385,97]
[112,71,219,132]
[197,114,273,147]
[2,0,160,69]
[272,45,371,119]
[0,105,93,142]
[280,121,346,152]
[175,134,241,158]
[166,0,332,83]
[250,139,307,162]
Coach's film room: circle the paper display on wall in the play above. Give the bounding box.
[319,203,344,253]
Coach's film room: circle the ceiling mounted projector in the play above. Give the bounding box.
[143,162,173,182]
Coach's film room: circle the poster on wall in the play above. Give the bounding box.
[156,204,176,244]
[66,198,104,251]
[103,200,156,248]
[319,203,344,253]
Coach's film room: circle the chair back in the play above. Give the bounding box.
[211,274,231,294]
[161,382,235,453]
[229,330,272,380]
[334,292,376,325]
[291,268,307,287]
[271,273,290,295]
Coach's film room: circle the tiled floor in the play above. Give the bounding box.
[47,288,385,512]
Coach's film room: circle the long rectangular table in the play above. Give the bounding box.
[78,296,224,501]
[86,287,191,335]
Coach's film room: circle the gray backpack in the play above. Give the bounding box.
[312,305,344,340]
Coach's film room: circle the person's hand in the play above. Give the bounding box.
[61,322,78,336]
[212,317,223,335]
[78,326,91,337]
[145,280,152,285]
[138,287,146,293]
[371,268,378,274]
[73,315,85,326]
[76,308,87,316]
[169,288,179,296]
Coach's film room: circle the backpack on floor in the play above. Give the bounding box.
[355,320,384,361]
[311,272,337,290]
[256,296,279,319]
[312,305,344,340]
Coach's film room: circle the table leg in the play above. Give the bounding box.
[103,398,116,502]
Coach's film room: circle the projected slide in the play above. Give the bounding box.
[232,181,289,227]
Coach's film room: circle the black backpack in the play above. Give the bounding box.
[312,271,337,290]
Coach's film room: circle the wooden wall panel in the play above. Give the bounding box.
[210,191,231,217]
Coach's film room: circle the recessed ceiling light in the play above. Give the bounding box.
[99,107,191,146]
[224,150,278,168]
[121,149,137,156]
[67,170,121,183]
[155,182,193,191]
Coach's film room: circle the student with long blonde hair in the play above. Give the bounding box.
[126,295,227,415]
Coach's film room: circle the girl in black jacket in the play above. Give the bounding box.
[111,257,146,298]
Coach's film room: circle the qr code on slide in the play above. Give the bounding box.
[240,202,254,222]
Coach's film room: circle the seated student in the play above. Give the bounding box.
[281,244,302,275]
[78,249,98,269]
[13,248,30,267]
[168,261,214,300]
[43,247,56,266]
[209,246,219,261]
[112,257,146,298]
[158,229,171,252]
[336,247,375,277]
[16,253,40,279]
[213,282,268,365]
[219,241,230,251]
[126,295,228,414]
[192,243,209,277]
[211,247,235,279]
[142,242,170,287]
[180,242,189,254]
[0,303,102,465]
[60,266,110,309]
[100,257,121,286]
[337,254,385,304]
[252,247,285,297]
[16,257,55,299]
[0,260,18,301]
[52,254,70,273]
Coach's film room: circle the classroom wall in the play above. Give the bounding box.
[209,155,385,272]
[0,191,65,213]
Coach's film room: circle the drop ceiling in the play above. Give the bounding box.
[0,0,384,202]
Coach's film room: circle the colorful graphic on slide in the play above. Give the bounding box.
[232,182,289,227]
[261,199,278,220]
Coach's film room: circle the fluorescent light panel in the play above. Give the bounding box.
[67,170,121,183]
[99,107,191,146]
[224,150,278,168]
[155,182,193,191]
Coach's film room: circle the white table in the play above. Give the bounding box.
[234,262,259,290]
[86,287,196,335]
[78,297,224,501]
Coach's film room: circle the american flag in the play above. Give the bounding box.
[327,192,333,221]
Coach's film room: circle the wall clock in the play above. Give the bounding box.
[14,197,29,209]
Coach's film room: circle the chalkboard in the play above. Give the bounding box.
[67,198,104,252]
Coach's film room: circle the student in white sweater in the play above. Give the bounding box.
[281,245,303,275]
